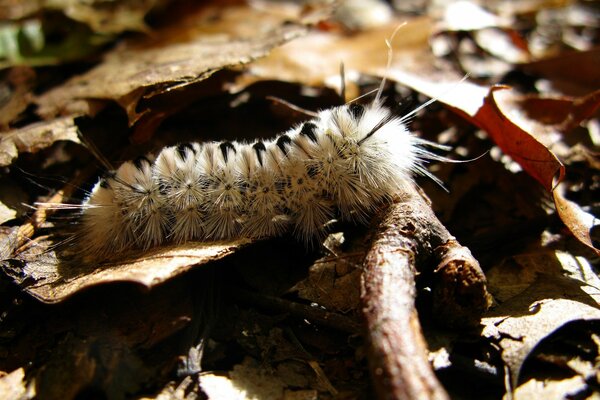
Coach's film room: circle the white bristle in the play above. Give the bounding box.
[70,100,444,260]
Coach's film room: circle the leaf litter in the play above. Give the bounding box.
[0,0,599,399]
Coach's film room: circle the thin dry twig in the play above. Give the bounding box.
[361,182,492,400]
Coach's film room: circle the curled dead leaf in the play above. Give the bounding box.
[2,239,251,303]
[384,72,598,255]
[33,2,331,128]
[0,116,81,167]
[482,250,600,390]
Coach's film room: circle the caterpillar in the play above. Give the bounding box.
[69,98,444,261]
[33,21,454,262]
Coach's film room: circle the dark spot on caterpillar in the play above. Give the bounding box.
[276,135,292,155]
[275,179,285,193]
[219,142,236,162]
[99,173,114,189]
[199,180,210,190]
[176,143,196,160]
[159,184,170,195]
[300,122,318,143]
[307,164,319,179]
[133,156,151,169]
[348,103,365,120]
[252,141,266,166]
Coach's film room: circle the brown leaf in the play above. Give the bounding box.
[482,250,600,389]
[474,86,564,192]
[293,259,361,314]
[384,72,598,255]
[34,3,319,125]
[3,239,251,303]
[0,368,34,400]
[0,116,81,167]
[473,87,598,255]
[236,17,433,98]
[0,67,36,130]
[517,89,600,131]
[50,0,160,33]
[518,48,600,94]
[437,1,511,31]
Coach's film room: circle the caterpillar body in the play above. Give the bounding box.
[76,101,441,260]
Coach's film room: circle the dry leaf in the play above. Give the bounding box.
[236,17,433,97]
[438,1,510,31]
[382,72,598,255]
[0,67,36,130]
[34,3,319,125]
[482,250,600,389]
[513,375,591,400]
[292,250,362,314]
[519,48,600,94]
[2,239,251,303]
[0,368,34,400]
[139,376,198,400]
[200,357,322,400]
[200,357,287,400]
[473,87,598,255]
[47,0,161,33]
[518,89,600,132]
[0,116,81,167]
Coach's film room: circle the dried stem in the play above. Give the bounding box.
[361,182,492,400]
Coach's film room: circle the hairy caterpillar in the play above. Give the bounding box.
[72,99,444,261]
[32,21,457,262]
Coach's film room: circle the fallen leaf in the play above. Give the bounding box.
[292,254,362,314]
[34,2,321,126]
[0,176,28,224]
[0,368,35,400]
[0,202,16,225]
[0,116,81,167]
[383,73,598,255]
[139,376,197,400]
[553,189,599,255]
[474,86,564,191]
[236,17,433,98]
[438,1,510,31]
[1,239,251,303]
[513,375,590,400]
[0,0,42,20]
[200,357,287,400]
[482,250,600,389]
[519,48,600,94]
[474,87,599,255]
[200,357,323,400]
[518,89,600,132]
[47,0,160,34]
[0,67,36,129]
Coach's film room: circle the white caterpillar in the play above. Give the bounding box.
[76,100,443,260]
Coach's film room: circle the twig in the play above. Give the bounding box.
[361,182,492,400]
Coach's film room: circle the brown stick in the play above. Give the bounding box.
[361,183,491,400]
